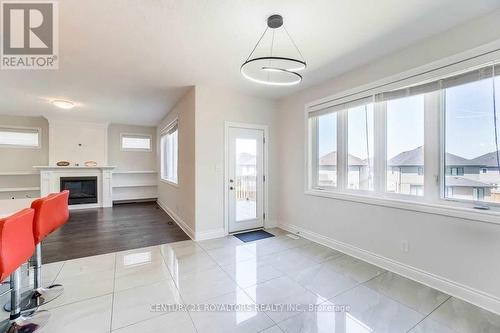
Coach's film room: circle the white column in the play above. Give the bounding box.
[102,169,113,207]
[39,170,52,197]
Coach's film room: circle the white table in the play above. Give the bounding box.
[0,198,37,218]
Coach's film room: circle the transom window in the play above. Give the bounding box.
[120,133,152,151]
[0,127,40,148]
[307,62,500,209]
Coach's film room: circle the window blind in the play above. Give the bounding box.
[308,96,373,118]
[308,63,500,117]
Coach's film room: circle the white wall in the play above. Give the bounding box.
[0,115,48,199]
[108,124,156,171]
[48,119,108,166]
[195,86,278,237]
[277,10,500,314]
[0,115,49,171]
[157,88,196,236]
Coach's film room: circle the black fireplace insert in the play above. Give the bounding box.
[60,176,98,205]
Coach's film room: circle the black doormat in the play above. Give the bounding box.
[233,230,275,242]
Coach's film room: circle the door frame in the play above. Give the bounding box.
[224,121,269,235]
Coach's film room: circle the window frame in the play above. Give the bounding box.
[120,133,152,152]
[160,120,179,186]
[0,126,41,149]
[304,47,500,224]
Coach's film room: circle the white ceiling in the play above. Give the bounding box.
[1,0,500,125]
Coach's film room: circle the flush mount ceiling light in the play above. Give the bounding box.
[52,99,75,109]
[241,14,306,86]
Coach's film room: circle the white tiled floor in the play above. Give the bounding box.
[6,228,500,333]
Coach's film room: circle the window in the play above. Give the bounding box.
[121,134,152,151]
[347,104,374,191]
[307,61,500,212]
[386,95,424,196]
[0,127,40,148]
[314,113,337,188]
[160,122,178,184]
[473,188,485,201]
[444,68,500,203]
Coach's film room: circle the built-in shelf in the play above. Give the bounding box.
[0,171,39,176]
[113,195,158,202]
[112,183,157,188]
[0,187,40,193]
[111,171,157,202]
[113,170,157,174]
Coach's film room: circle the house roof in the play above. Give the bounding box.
[319,151,366,166]
[469,151,500,167]
[446,153,472,166]
[388,146,473,166]
[388,147,423,166]
[446,177,495,188]
[321,146,500,169]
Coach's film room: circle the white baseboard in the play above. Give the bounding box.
[278,222,500,315]
[156,200,195,240]
[195,228,226,241]
[156,200,226,241]
[264,220,278,228]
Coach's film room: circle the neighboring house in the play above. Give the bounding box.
[318,151,369,188]
[319,146,500,201]
[388,146,497,200]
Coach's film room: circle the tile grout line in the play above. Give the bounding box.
[273,268,389,328]
[49,260,66,284]
[356,270,454,327]
[109,253,117,332]
[159,243,199,333]
[405,295,452,332]
[198,238,279,331]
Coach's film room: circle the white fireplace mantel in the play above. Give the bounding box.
[33,166,116,209]
[33,166,116,170]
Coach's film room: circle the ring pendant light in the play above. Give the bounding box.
[241,14,307,86]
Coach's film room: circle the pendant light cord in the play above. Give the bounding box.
[245,27,269,62]
[283,25,305,62]
[267,29,275,82]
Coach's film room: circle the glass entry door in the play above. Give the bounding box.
[227,126,264,233]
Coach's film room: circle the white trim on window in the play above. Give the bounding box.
[305,41,500,223]
[160,119,179,185]
[120,133,152,152]
[0,126,41,149]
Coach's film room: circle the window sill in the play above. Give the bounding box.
[304,189,500,225]
[160,179,179,188]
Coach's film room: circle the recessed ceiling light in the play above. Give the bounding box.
[52,99,75,109]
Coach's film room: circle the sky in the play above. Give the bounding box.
[318,77,500,161]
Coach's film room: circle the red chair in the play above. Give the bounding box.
[0,209,49,332]
[26,191,70,310]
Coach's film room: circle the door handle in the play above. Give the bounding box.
[229,186,234,190]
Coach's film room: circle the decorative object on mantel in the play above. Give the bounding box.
[84,161,98,167]
[56,161,70,166]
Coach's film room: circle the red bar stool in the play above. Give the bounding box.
[0,208,50,333]
[26,191,70,310]
[4,191,70,313]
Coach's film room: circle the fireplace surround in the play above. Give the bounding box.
[60,176,98,205]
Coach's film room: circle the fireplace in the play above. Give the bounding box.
[60,177,98,205]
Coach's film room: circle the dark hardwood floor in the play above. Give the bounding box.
[42,202,190,263]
